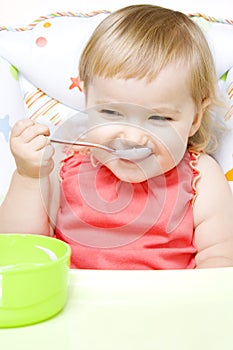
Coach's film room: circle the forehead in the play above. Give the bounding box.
[86,63,193,110]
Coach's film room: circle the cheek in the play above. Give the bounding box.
[85,124,117,143]
[152,124,188,166]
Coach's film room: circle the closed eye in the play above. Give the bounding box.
[148,115,172,122]
[100,109,122,117]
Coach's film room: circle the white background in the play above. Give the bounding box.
[0,0,232,26]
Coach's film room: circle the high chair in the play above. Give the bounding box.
[0,6,233,350]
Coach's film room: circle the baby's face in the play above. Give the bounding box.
[84,63,203,182]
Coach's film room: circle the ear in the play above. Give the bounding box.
[189,98,210,137]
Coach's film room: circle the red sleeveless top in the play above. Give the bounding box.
[55,151,199,269]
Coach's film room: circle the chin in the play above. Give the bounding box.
[99,156,158,183]
[109,163,149,183]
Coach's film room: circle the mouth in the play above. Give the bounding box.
[113,147,152,161]
[108,139,152,161]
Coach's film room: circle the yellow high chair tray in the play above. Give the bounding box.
[1,268,233,350]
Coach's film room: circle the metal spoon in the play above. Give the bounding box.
[50,137,152,161]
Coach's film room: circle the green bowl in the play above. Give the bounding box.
[0,234,71,328]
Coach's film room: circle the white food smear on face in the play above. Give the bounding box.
[115,147,152,160]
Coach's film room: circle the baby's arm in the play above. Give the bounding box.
[193,153,233,268]
[0,119,54,235]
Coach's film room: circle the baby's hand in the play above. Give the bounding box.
[10,119,55,178]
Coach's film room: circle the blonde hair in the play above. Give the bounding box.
[79,4,225,154]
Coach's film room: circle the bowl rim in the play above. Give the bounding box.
[0,233,71,273]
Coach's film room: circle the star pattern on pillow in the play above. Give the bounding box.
[69,76,82,91]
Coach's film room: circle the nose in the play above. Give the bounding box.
[118,125,149,147]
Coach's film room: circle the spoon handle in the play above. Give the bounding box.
[50,138,113,152]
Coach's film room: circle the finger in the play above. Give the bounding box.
[30,134,51,151]
[41,144,55,161]
[11,119,35,137]
[20,123,50,143]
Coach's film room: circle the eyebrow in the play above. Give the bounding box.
[95,100,117,105]
[151,107,181,115]
[94,101,181,114]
